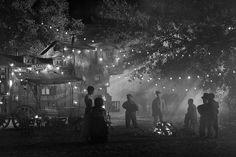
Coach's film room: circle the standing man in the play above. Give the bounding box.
[122,94,138,128]
[81,86,95,142]
[152,91,163,125]
[197,93,210,137]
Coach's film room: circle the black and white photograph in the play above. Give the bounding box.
[0,0,236,156]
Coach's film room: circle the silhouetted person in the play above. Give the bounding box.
[122,94,138,128]
[184,99,197,131]
[152,91,163,125]
[198,93,211,137]
[208,93,219,138]
[81,86,94,142]
[90,97,108,143]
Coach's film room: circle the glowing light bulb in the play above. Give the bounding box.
[77,50,81,54]
[170,77,173,80]
[172,89,175,92]
[92,40,94,43]
[206,74,209,77]
[185,89,188,92]
[233,70,236,74]
[197,75,200,79]
[64,47,68,51]
[163,86,166,89]
[9,80,13,87]
[10,63,14,67]
[99,57,103,62]
[179,77,182,80]
[187,76,191,79]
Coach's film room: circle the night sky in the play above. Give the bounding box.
[68,0,101,23]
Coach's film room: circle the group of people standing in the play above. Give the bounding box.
[121,91,164,128]
[184,93,219,138]
[121,90,219,138]
[82,86,108,143]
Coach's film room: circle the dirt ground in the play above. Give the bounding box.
[0,115,236,157]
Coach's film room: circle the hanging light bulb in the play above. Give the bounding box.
[99,57,103,62]
[84,38,86,40]
[187,76,191,79]
[9,80,13,87]
[179,76,182,80]
[64,47,68,51]
[170,77,173,80]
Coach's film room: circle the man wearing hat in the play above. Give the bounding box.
[197,93,211,137]
[152,91,163,125]
[122,94,138,128]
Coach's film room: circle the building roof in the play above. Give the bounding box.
[0,54,27,67]
[14,70,82,85]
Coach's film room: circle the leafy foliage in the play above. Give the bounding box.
[0,0,84,55]
[96,0,236,89]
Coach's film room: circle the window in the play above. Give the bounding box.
[41,87,50,95]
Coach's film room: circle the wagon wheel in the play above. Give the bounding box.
[12,105,36,129]
[0,115,10,129]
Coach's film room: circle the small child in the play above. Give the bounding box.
[90,97,108,143]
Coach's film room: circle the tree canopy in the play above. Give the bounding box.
[0,0,84,55]
[95,0,236,98]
